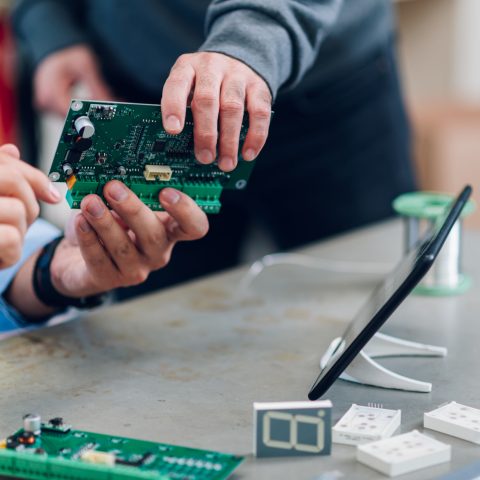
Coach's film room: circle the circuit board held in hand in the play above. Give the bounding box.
[49,100,256,214]
[0,415,243,480]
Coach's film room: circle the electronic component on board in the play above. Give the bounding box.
[332,404,401,446]
[23,414,41,435]
[424,401,480,444]
[356,430,451,477]
[74,116,95,139]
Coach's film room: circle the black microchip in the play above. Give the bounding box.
[49,417,64,427]
[152,140,166,153]
[73,137,93,152]
[65,149,82,164]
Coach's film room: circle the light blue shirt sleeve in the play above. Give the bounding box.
[0,219,61,332]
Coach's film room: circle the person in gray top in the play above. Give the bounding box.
[13,0,415,300]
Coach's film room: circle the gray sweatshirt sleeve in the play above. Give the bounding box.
[12,0,87,66]
[200,0,344,98]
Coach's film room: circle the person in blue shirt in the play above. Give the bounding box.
[0,143,209,333]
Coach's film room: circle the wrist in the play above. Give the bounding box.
[35,237,105,310]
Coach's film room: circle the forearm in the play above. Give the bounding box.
[12,0,88,66]
[200,0,343,97]
[4,249,57,319]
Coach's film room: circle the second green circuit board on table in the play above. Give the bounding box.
[49,100,256,214]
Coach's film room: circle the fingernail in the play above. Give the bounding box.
[221,157,236,171]
[86,197,105,218]
[244,149,256,161]
[108,182,128,202]
[49,182,61,201]
[78,216,92,233]
[166,115,181,132]
[161,188,180,205]
[197,149,213,164]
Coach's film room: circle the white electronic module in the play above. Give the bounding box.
[332,404,401,445]
[424,401,480,444]
[356,430,451,477]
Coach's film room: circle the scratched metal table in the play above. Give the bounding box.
[1,220,479,480]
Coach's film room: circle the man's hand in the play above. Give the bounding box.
[50,181,209,298]
[34,45,114,117]
[0,144,61,269]
[162,52,272,172]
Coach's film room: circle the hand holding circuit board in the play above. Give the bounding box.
[49,100,258,214]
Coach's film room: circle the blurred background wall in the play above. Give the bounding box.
[0,0,479,227]
[396,0,480,227]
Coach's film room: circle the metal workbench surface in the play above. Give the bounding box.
[0,220,479,480]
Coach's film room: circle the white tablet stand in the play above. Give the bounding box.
[320,333,447,393]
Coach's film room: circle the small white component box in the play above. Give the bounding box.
[424,401,480,444]
[332,404,401,445]
[356,430,451,477]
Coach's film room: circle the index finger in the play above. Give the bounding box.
[159,188,209,242]
[10,159,60,204]
[161,60,196,134]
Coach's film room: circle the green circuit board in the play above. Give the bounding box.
[0,417,243,480]
[49,100,256,214]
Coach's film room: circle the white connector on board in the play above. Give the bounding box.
[424,401,480,444]
[356,430,451,477]
[332,404,401,445]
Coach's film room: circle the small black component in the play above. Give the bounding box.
[6,435,19,449]
[63,133,74,143]
[73,137,93,152]
[152,140,166,153]
[96,152,108,164]
[49,417,63,427]
[115,452,153,467]
[64,149,82,165]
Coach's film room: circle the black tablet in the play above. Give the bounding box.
[308,185,472,401]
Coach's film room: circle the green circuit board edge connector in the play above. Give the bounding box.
[0,416,243,480]
[49,100,256,214]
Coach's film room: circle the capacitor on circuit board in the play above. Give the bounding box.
[23,414,41,435]
[74,116,95,139]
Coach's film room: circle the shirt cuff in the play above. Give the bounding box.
[0,219,60,331]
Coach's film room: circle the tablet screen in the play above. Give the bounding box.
[308,186,471,400]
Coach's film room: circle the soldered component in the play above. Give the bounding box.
[18,432,36,446]
[144,165,172,181]
[48,418,63,427]
[118,166,127,176]
[74,116,95,139]
[96,152,108,164]
[23,414,41,435]
[80,450,116,466]
[62,164,74,177]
